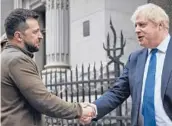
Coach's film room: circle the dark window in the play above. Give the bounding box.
[83,20,90,37]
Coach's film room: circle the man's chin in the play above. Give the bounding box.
[24,43,39,53]
[28,47,39,53]
[138,41,144,46]
[139,42,148,48]
[32,48,39,53]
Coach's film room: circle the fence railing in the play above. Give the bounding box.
[42,63,131,126]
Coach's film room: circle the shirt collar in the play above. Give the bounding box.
[148,34,171,54]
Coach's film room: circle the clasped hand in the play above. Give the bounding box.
[79,102,97,125]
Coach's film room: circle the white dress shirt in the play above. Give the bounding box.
[140,34,172,126]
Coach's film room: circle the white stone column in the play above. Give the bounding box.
[45,0,70,69]
[14,0,22,8]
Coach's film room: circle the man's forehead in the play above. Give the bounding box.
[25,18,40,29]
[135,15,148,23]
[26,18,39,26]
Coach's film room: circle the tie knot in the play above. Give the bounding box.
[151,48,158,55]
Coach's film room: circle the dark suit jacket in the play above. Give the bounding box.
[94,38,172,126]
[1,44,82,126]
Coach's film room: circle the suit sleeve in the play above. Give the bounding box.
[93,55,131,120]
[8,56,82,119]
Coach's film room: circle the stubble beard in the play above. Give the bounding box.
[24,41,39,53]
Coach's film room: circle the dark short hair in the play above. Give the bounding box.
[4,8,39,39]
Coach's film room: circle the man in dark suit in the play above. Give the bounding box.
[80,3,172,126]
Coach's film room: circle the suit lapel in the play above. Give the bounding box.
[161,38,172,99]
[135,49,148,106]
[132,49,148,125]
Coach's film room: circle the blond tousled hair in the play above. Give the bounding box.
[131,3,169,30]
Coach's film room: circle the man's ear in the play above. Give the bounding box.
[14,31,23,42]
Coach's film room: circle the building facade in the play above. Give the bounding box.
[1,0,171,71]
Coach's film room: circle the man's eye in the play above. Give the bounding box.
[33,30,39,34]
[33,31,37,34]
[140,23,146,27]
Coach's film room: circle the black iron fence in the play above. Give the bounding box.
[42,18,131,126]
[42,62,131,126]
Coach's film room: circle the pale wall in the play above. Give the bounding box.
[70,0,147,68]
[70,0,106,68]
[1,0,14,35]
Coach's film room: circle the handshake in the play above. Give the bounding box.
[79,102,97,125]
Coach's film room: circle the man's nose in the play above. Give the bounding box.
[39,32,43,39]
[135,26,141,33]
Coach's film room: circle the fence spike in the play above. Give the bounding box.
[82,64,84,80]
[75,65,78,80]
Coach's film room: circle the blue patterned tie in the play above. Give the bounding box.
[142,48,158,126]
